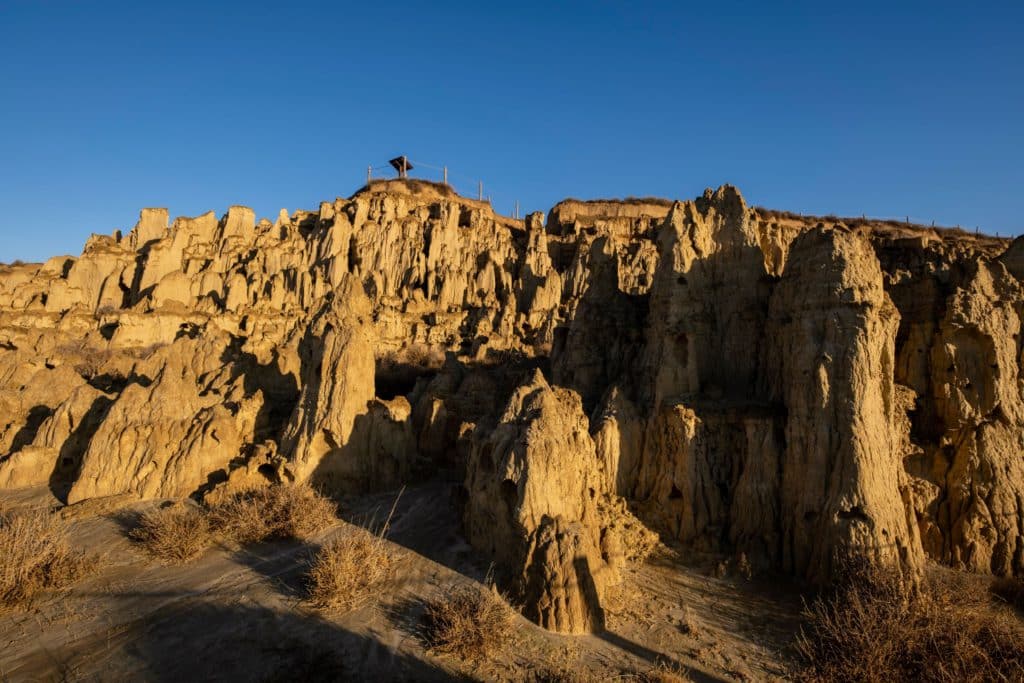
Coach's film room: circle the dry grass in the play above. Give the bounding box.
[796,563,1024,682]
[129,502,211,563]
[529,660,691,682]
[376,344,445,374]
[754,206,1006,242]
[634,662,692,682]
[677,605,701,638]
[209,483,337,544]
[528,666,606,682]
[361,178,462,199]
[305,526,394,611]
[421,582,516,661]
[556,196,675,208]
[991,575,1024,612]
[0,507,94,610]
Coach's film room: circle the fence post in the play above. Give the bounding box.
[443,166,448,185]
[367,165,372,184]
[478,181,483,201]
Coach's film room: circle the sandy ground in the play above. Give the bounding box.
[0,482,802,682]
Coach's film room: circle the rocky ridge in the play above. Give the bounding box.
[1,178,1021,633]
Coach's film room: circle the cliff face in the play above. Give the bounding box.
[1,179,1021,631]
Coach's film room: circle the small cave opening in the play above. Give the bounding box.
[99,322,119,341]
[257,463,280,483]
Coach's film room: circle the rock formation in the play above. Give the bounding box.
[1,177,1021,631]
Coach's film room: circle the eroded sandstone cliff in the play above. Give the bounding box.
[1,178,1020,632]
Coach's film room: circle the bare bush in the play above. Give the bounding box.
[305,526,394,611]
[378,343,445,371]
[634,662,692,683]
[796,563,1024,682]
[677,605,701,637]
[209,483,337,544]
[421,582,516,661]
[530,660,690,682]
[0,508,94,610]
[527,666,606,682]
[129,502,211,563]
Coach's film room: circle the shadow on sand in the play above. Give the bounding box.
[34,594,463,683]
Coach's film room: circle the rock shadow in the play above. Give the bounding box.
[339,482,493,584]
[51,595,460,682]
[221,335,300,444]
[224,537,318,601]
[7,404,53,454]
[48,393,115,503]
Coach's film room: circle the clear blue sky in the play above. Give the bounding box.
[2,1,1022,261]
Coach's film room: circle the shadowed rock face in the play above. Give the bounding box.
[1,178,1021,632]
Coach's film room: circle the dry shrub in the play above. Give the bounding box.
[378,343,444,371]
[421,583,515,661]
[634,662,692,683]
[305,526,394,611]
[796,563,1024,682]
[991,575,1024,612]
[530,661,690,683]
[677,605,701,637]
[129,503,211,563]
[528,666,605,682]
[0,508,94,610]
[209,483,336,544]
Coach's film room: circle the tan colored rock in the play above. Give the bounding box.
[464,370,619,633]
[3,179,1023,623]
[764,228,922,582]
[66,332,265,503]
[279,279,414,492]
[927,262,1024,576]
[0,383,112,491]
[520,517,607,633]
[202,441,287,504]
[278,280,375,483]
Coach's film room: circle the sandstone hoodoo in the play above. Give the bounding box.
[1,178,1021,633]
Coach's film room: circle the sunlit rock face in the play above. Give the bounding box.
[2,178,1021,631]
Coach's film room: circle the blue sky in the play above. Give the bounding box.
[1,1,1022,261]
